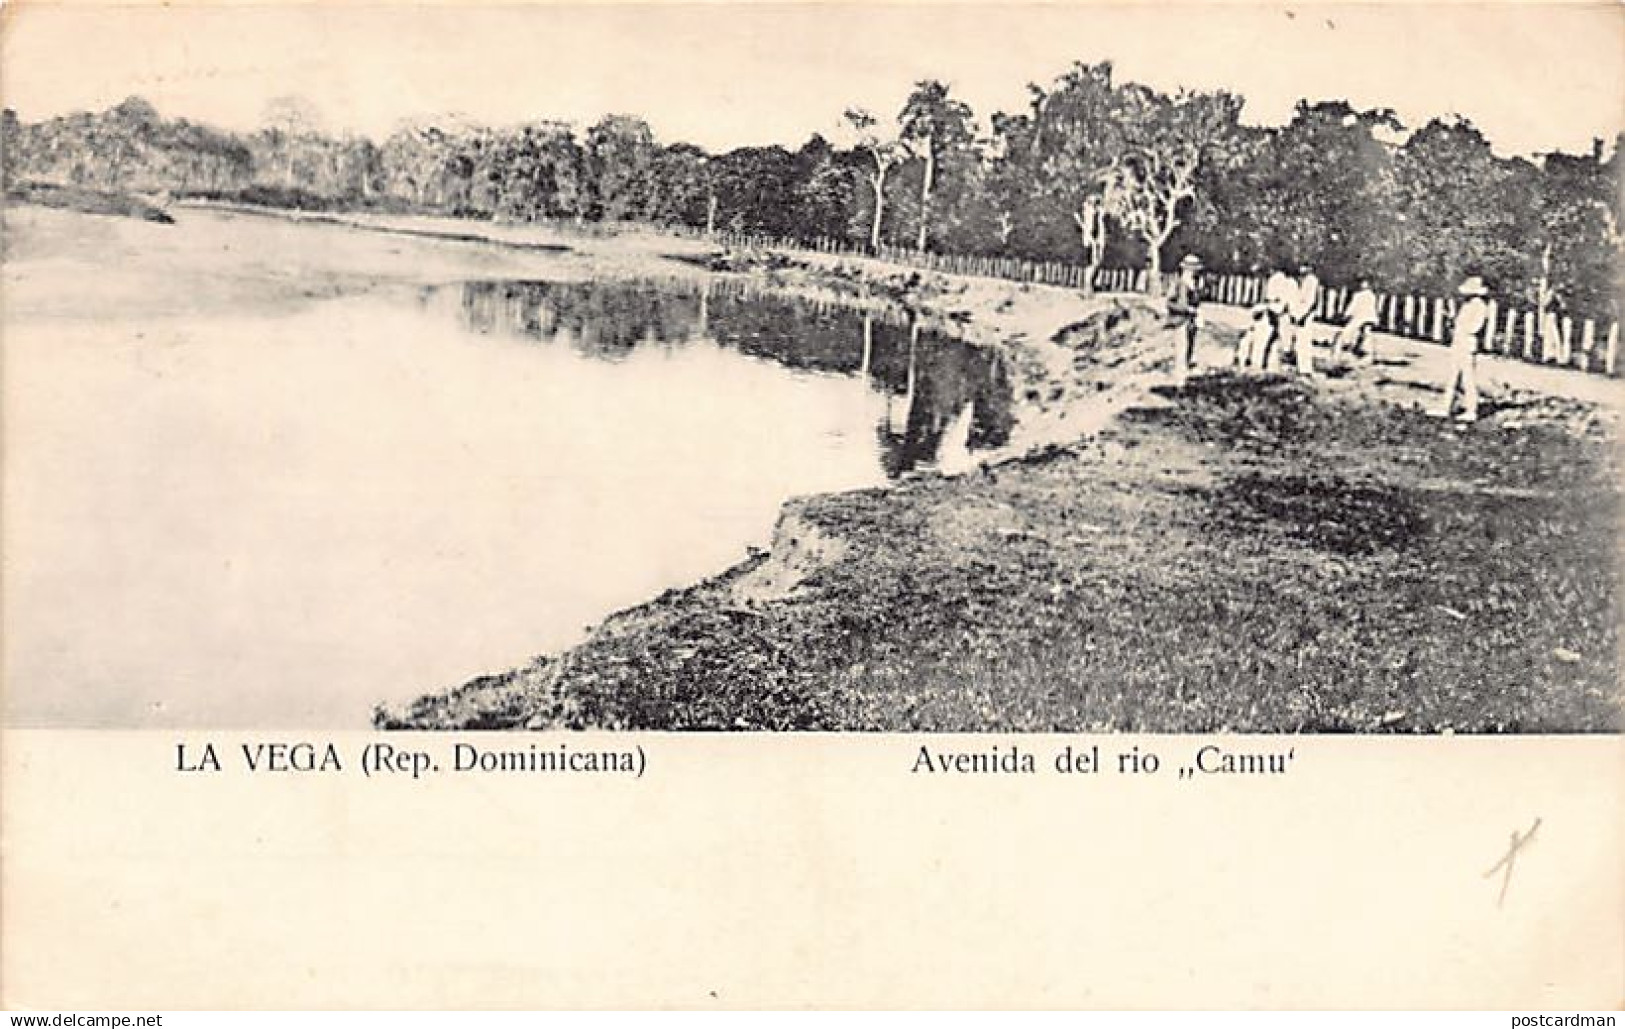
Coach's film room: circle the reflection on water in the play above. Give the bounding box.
[4,275,1015,728]
[449,279,1014,478]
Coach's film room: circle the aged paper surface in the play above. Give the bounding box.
[2,0,1622,1009]
[3,733,1621,1008]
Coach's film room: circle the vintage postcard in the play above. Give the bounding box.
[1,0,1620,1010]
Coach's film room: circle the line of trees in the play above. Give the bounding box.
[3,62,1620,315]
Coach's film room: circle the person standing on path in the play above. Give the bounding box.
[1263,265,1297,372]
[1289,263,1321,376]
[1165,254,1204,385]
[1430,275,1491,424]
[1234,262,1273,369]
[1237,299,1281,369]
[1334,278,1381,364]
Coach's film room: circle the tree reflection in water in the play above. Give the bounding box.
[446,278,1014,478]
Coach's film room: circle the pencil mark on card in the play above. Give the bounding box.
[1483,817,1541,907]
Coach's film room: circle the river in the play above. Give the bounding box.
[3,276,1012,727]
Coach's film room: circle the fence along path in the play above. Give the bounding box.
[675,225,1620,378]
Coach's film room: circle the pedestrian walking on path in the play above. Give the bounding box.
[1334,278,1380,364]
[1165,254,1203,385]
[1262,265,1297,372]
[1430,275,1491,424]
[1289,263,1321,376]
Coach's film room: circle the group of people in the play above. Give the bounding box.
[1163,255,1491,424]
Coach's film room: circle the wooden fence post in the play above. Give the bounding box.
[1606,321,1620,376]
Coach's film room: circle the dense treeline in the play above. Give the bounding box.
[2,64,1620,314]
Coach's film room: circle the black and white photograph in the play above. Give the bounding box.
[1,0,1621,1012]
[5,3,1619,735]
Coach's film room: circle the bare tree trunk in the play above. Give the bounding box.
[1538,241,1558,361]
[1146,236,1164,281]
[1536,242,1553,313]
[705,193,717,237]
[868,166,888,252]
[915,135,935,254]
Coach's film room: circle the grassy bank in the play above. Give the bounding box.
[379,297,1620,732]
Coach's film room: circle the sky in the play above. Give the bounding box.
[2,3,1622,158]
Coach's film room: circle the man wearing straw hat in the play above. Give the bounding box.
[1165,253,1204,385]
[1431,274,1492,424]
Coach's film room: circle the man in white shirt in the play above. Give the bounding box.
[1430,275,1491,424]
[1261,266,1297,371]
[1334,278,1381,364]
[1288,263,1321,376]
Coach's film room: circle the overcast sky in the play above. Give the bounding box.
[3,3,1621,157]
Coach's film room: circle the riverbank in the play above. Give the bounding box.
[370,237,1621,731]
[379,360,1619,730]
[5,201,1617,731]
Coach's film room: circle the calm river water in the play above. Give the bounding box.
[3,278,1012,727]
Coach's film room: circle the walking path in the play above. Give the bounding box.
[1195,302,1624,414]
